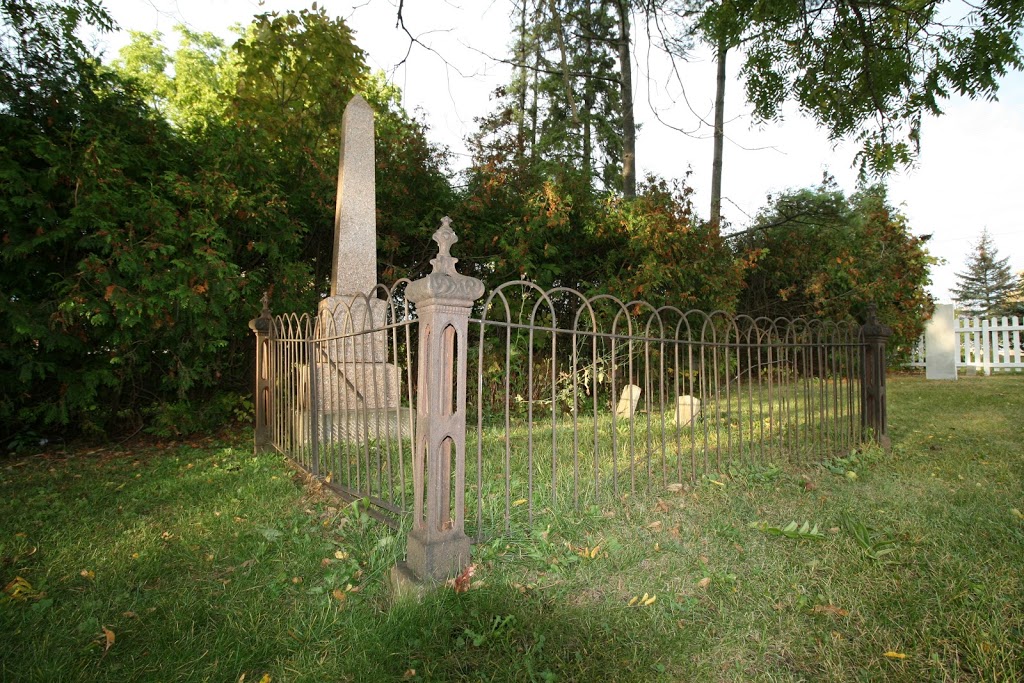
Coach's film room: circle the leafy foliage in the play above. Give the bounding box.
[749,520,826,540]
[0,2,452,443]
[708,0,1024,175]
[733,180,934,361]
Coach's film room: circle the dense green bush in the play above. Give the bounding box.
[0,2,452,445]
[733,181,934,362]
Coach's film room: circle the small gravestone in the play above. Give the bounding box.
[925,303,957,381]
[615,384,642,418]
[675,394,701,426]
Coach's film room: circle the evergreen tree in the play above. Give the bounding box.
[951,229,1020,317]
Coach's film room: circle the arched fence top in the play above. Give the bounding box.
[469,279,862,347]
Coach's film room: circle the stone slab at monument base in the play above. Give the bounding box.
[315,361,401,412]
[405,527,471,584]
[289,407,414,445]
[321,407,414,443]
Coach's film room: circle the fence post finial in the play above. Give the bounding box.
[860,302,892,448]
[398,218,484,585]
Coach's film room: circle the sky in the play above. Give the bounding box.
[91,0,1024,303]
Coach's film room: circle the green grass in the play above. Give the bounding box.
[3,375,1024,681]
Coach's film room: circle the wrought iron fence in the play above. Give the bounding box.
[251,221,890,581]
[253,282,418,526]
[464,282,871,540]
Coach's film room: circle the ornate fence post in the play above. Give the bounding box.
[401,218,484,583]
[860,303,892,449]
[249,293,274,454]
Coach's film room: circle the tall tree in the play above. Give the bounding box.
[475,0,630,195]
[614,0,636,197]
[734,0,1024,174]
[951,229,1021,317]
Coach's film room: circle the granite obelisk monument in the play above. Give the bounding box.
[315,95,400,431]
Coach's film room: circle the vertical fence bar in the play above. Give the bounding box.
[402,219,484,583]
[860,304,892,448]
[307,337,321,477]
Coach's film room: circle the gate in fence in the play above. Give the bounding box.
[251,221,891,582]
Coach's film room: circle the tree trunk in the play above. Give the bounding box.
[582,0,594,181]
[616,0,636,198]
[515,0,529,164]
[710,41,727,229]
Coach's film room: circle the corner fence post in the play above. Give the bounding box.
[249,292,273,454]
[401,218,484,584]
[860,303,892,449]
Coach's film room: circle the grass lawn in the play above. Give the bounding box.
[2,375,1023,681]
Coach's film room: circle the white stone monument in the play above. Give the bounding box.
[925,303,957,381]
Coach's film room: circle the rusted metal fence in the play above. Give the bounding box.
[251,282,419,526]
[463,283,886,539]
[251,221,891,580]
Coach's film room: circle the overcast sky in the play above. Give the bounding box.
[93,0,1024,304]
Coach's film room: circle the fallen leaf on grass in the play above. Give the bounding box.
[331,588,347,604]
[102,626,115,652]
[647,521,662,531]
[627,592,657,606]
[1012,508,1023,520]
[3,576,44,601]
[666,483,684,493]
[655,499,671,513]
[450,564,477,593]
[812,604,850,617]
[80,569,95,581]
[402,670,417,680]
[697,577,711,589]
[884,651,907,659]
[574,543,601,559]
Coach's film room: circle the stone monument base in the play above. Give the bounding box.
[321,407,414,443]
[289,407,415,445]
[315,360,401,413]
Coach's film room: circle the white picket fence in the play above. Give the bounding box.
[909,315,1024,374]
